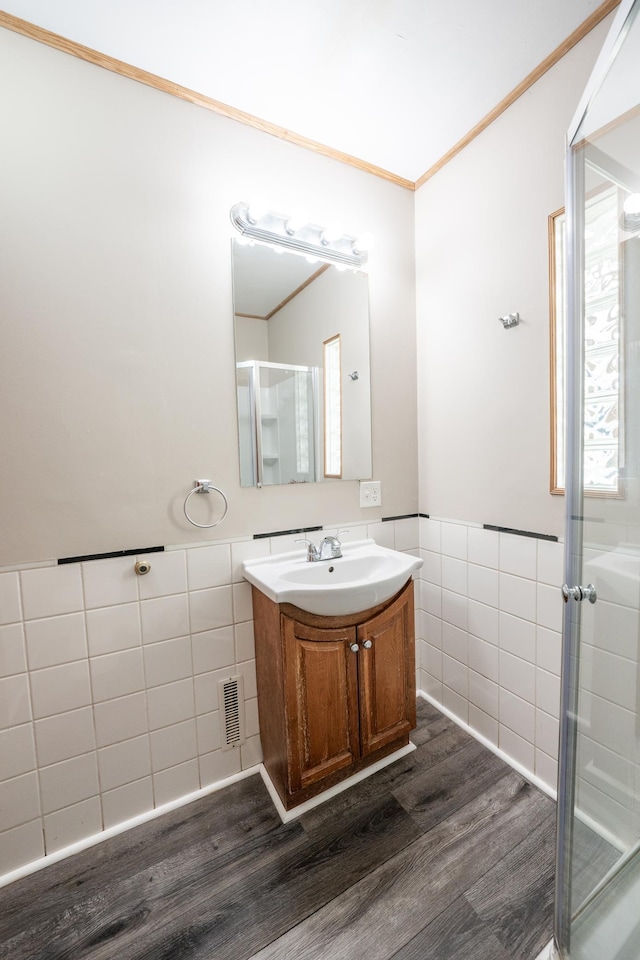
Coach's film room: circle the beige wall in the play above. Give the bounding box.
[414,17,612,538]
[0,27,417,566]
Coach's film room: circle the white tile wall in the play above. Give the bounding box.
[34,707,96,766]
[102,778,154,830]
[153,759,200,806]
[468,527,499,568]
[93,692,148,747]
[140,594,190,644]
[0,724,36,782]
[440,522,467,560]
[44,797,102,854]
[0,673,31,729]
[0,623,27,677]
[189,586,234,634]
[20,564,83,620]
[31,661,93,718]
[417,518,564,793]
[98,736,151,792]
[0,518,416,879]
[86,603,141,657]
[147,678,195,730]
[25,612,87,670]
[89,648,145,703]
[39,753,100,815]
[0,573,22,626]
[82,557,138,609]
[137,550,187,600]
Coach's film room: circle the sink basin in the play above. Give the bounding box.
[242,539,423,616]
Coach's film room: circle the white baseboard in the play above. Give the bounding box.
[0,741,418,888]
[418,690,557,801]
[417,691,630,856]
[0,765,260,890]
[261,740,417,823]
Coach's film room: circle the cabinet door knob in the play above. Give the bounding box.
[362,639,373,649]
[350,642,359,653]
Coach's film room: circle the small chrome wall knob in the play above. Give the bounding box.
[135,560,151,576]
[362,639,373,649]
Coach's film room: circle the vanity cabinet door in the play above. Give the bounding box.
[283,617,361,794]
[357,581,416,758]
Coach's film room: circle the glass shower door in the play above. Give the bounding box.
[556,2,640,957]
[236,361,317,487]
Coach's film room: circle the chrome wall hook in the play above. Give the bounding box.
[498,312,520,329]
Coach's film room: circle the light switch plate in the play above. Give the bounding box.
[360,480,382,507]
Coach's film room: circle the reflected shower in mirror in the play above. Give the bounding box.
[231,240,372,487]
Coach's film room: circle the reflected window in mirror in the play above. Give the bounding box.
[550,183,623,496]
[323,334,342,478]
[231,239,372,487]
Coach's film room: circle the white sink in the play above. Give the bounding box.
[242,538,423,616]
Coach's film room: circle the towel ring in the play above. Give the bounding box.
[183,479,228,529]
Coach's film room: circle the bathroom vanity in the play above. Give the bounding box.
[250,578,416,811]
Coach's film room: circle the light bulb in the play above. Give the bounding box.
[353,231,375,254]
[321,221,343,244]
[335,264,347,272]
[285,206,308,234]
[247,198,268,224]
[305,255,318,264]
[623,193,640,216]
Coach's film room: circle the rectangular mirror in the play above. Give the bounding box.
[232,239,372,486]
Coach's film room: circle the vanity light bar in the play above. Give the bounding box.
[229,202,369,267]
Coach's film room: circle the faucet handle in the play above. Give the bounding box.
[295,538,320,561]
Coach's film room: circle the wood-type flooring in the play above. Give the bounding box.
[0,700,557,960]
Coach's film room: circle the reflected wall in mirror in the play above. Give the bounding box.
[550,182,623,496]
[232,240,372,486]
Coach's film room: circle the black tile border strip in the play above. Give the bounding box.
[58,545,165,565]
[253,525,323,541]
[483,524,558,542]
[382,513,425,522]
[255,517,428,538]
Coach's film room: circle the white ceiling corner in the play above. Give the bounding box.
[2,0,608,182]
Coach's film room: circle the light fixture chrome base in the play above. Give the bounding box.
[230,202,368,268]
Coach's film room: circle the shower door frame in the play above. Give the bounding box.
[553,0,640,954]
[554,134,585,959]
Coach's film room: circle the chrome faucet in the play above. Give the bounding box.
[319,536,343,560]
[296,530,349,562]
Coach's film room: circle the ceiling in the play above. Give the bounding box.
[0,0,613,184]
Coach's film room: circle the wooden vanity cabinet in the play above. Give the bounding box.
[251,579,416,810]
